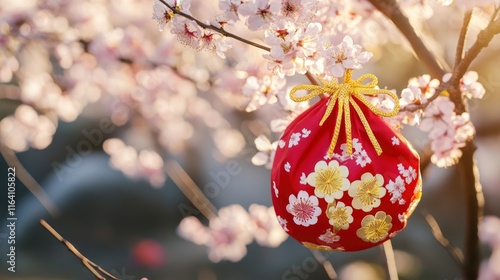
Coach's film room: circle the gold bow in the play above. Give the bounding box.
[290,69,399,158]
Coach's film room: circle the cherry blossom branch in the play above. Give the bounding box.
[158,0,320,86]
[164,160,218,219]
[404,10,473,113]
[158,0,270,52]
[367,0,446,79]
[381,240,398,280]
[40,219,118,280]
[0,144,59,217]
[421,208,464,266]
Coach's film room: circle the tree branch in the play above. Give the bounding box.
[40,219,118,280]
[454,11,473,69]
[454,8,500,82]
[164,160,218,220]
[0,144,59,217]
[420,208,464,266]
[367,0,446,79]
[458,141,484,280]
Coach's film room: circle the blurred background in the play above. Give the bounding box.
[1,0,500,279]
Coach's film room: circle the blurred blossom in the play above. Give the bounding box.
[213,128,246,158]
[339,261,385,280]
[479,216,500,280]
[248,204,288,247]
[0,54,19,82]
[177,204,253,262]
[251,134,278,169]
[177,204,286,262]
[103,138,165,188]
[243,75,286,112]
[479,215,500,248]
[0,105,56,151]
[440,0,498,9]
[269,90,310,133]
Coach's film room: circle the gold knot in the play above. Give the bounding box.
[290,69,400,157]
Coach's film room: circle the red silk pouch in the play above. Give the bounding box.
[271,70,422,252]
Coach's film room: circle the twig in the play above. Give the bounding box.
[164,160,218,220]
[0,144,59,217]
[310,249,337,280]
[454,7,500,83]
[450,7,500,113]
[457,142,484,280]
[134,109,218,220]
[380,240,399,280]
[399,81,449,112]
[367,0,446,79]
[454,11,473,69]
[158,0,270,52]
[420,208,464,266]
[305,71,319,85]
[40,219,118,280]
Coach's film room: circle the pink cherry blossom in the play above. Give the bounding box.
[238,0,280,30]
[219,0,244,23]
[460,71,486,99]
[170,17,201,49]
[242,74,286,112]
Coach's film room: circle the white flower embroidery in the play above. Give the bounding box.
[398,163,417,184]
[301,128,311,138]
[286,191,321,226]
[300,172,307,185]
[398,213,406,223]
[277,215,289,232]
[355,150,372,167]
[386,176,406,204]
[278,139,286,148]
[336,138,372,167]
[288,132,301,148]
[318,229,340,244]
[392,136,400,146]
[284,162,291,172]
[273,181,279,197]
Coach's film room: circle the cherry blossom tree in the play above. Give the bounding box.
[2,0,500,279]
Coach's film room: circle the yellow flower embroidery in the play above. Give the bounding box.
[357,211,393,243]
[326,201,353,231]
[307,160,350,203]
[348,172,386,212]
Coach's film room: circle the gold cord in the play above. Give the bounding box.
[289,69,400,157]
